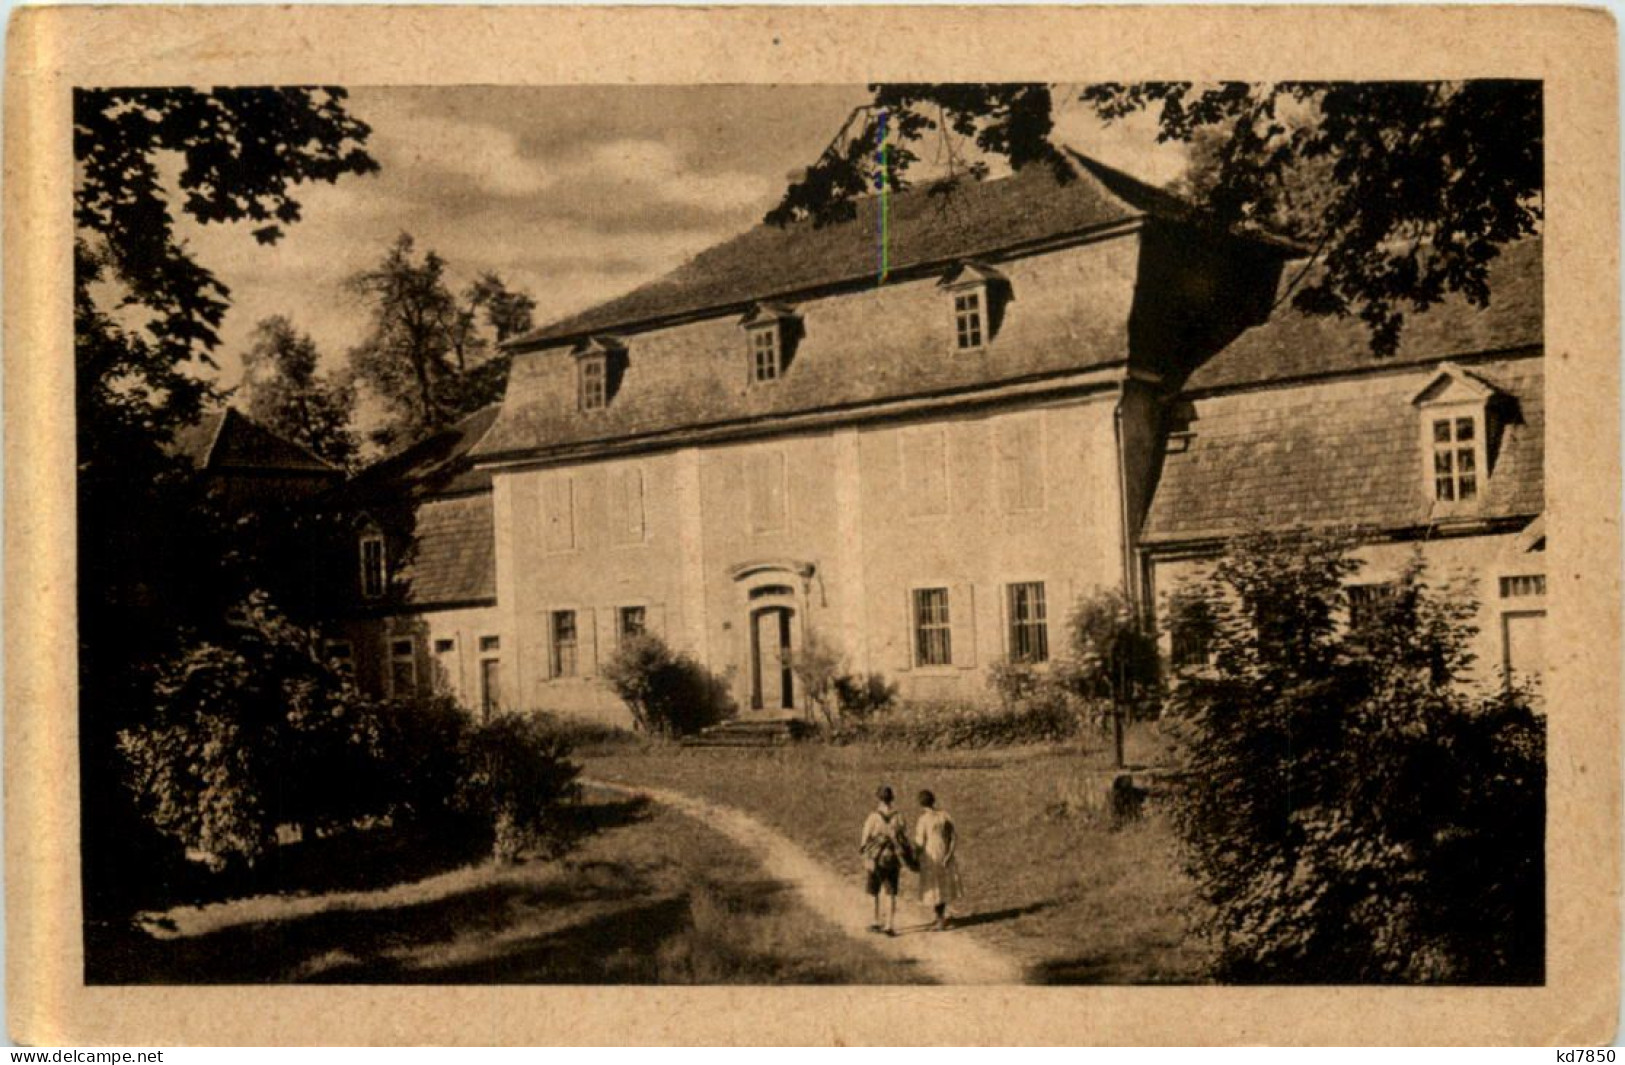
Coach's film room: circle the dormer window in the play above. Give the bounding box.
[939,261,1010,352]
[572,336,625,412]
[954,291,984,349]
[739,303,800,384]
[579,356,607,411]
[359,527,386,599]
[1412,362,1505,508]
[751,326,780,381]
[1431,415,1479,502]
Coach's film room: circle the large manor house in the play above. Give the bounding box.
[247,151,1546,723]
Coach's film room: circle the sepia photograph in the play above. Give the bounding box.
[7,3,1619,1047]
[74,77,1549,987]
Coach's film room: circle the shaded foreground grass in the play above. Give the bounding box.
[89,792,925,985]
[587,742,1210,984]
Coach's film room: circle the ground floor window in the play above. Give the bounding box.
[913,587,952,667]
[1347,581,1400,630]
[323,639,354,676]
[618,605,646,639]
[389,637,417,697]
[479,656,501,720]
[1500,574,1547,599]
[1007,581,1049,663]
[551,611,579,677]
[1502,610,1546,693]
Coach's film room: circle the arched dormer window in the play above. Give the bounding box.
[573,336,626,412]
[939,261,1011,352]
[1411,362,1509,507]
[739,302,801,384]
[357,518,386,599]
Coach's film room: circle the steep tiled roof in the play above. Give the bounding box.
[512,149,1257,349]
[169,408,339,475]
[344,405,500,501]
[1183,238,1542,393]
[395,493,496,606]
[1142,356,1543,544]
[473,231,1147,461]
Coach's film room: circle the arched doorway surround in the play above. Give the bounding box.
[728,560,816,715]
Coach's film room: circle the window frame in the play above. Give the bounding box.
[550,609,580,678]
[618,605,648,640]
[913,586,954,668]
[388,636,417,698]
[323,639,355,675]
[1005,581,1050,664]
[579,354,609,412]
[1427,410,1485,504]
[952,287,986,351]
[359,532,386,599]
[1346,580,1402,631]
[748,322,783,383]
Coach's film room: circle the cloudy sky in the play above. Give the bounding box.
[183,85,1189,394]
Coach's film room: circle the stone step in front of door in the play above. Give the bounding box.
[679,717,813,748]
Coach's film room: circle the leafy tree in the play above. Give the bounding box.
[1164,529,1544,983]
[347,234,533,449]
[74,86,378,919]
[75,87,377,464]
[771,81,1541,356]
[1061,587,1160,768]
[238,315,359,469]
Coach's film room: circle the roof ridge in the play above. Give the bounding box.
[507,155,1159,351]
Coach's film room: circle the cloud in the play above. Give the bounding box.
[372,113,556,200]
[578,139,777,213]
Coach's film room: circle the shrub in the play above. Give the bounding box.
[852,695,1081,749]
[789,629,845,728]
[833,671,897,720]
[455,711,582,863]
[1165,528,1545,983]
[527,710,644,751]
[119,592,386,868]
[601,632,733,737]
[364,691,473,827]
[986,656,1044,709]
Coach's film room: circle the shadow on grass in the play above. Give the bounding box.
[948,900,1055,930]
[98,861,663,984]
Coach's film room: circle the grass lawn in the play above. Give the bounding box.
[88,790,926,985]
[586,733,1211,984]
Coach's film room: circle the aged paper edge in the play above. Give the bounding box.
[4,3,1619,1047]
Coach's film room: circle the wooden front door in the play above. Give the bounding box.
[751,606,794,712]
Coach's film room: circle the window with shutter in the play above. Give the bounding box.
[550,610,578,677]
[1006,581,1048,663]
[913,587,952,667]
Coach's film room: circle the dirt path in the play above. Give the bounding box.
[585,777,1026,985]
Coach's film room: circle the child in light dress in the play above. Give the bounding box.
[914,789,963,930]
